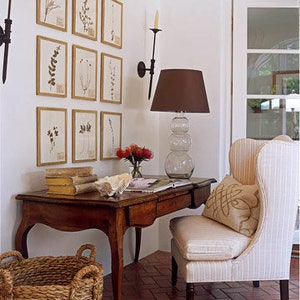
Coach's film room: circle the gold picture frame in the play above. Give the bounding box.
[72,0,98,40]
[100,111,122,160]
[72,44,98,101]
[37,107,67,166]
[72,109,97,163]
[101,0,123,48]
[36,35,67,98]
[100,52,122,104]
[36,0,68,32]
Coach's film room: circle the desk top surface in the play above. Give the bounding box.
[16,177,216,208]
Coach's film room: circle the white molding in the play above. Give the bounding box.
[219,0,233,177]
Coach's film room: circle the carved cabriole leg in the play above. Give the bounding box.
[134,228,142,262]
[171,256,178,286]
[107,209,126,300]
[280,280,289,300]
[186,283,195,300]
[15,221,34,258]
[253,281,260,287]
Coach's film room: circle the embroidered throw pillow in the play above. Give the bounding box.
[203,175,259,237]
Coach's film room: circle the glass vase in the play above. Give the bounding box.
[131,163,142,178]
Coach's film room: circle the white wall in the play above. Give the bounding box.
[0,0,231,275]
[156,0,232,250]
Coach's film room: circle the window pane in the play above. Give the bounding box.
[247,98,299,140]
[247,53,299,94]
[248,8,299,50]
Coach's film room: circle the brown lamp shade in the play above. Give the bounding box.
[151,69,210,113]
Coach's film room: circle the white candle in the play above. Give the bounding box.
[154,10,159,29]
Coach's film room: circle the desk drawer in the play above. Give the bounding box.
[191,185,211,208]
[157,194,191,217]
[127,200,157,226]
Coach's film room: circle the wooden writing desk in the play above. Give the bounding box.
[15,177,216,300]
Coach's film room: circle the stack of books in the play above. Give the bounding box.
[45,166,98,195]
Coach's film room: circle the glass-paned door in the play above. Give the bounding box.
[232,0,299,141]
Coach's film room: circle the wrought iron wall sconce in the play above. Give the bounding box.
[137,27,162,99]
[0,0,12,83]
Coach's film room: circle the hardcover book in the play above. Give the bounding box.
[45,166,93,177]
[45,174,98,186]
[47,182,97,195]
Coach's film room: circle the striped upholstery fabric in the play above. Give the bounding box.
[233,140,299,280]
[229,135,292,185]
[170,216,251,261]
[229,139,265,185]
[170,136,299,284]
[171,239,234,282]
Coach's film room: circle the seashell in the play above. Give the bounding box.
[95,173,132,196]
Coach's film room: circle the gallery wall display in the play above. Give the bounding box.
[72,44,98,101]
[35,1,125,166]
[36,35,68,98]
[37,107,67,166]
[72,109,98,162]
[100,52,122,104]
[101,0,123,48]
[37,0,68,32]
[100,111,122,160]
[72,0,98,40]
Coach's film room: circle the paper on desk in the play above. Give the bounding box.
[128,178,158,188]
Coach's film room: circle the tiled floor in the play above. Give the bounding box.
[103,251,299,300]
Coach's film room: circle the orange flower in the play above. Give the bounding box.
[116,144,154,164]
[143,148,153,160]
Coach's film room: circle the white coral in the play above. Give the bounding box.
[95,173,132,196]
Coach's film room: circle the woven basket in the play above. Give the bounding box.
[0,244,103,300]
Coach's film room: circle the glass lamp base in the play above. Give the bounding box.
[164,152,194,179]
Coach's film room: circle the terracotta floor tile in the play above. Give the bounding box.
[103,251,299,300]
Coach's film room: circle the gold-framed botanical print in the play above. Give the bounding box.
[100,52,122,104]
[36,35,67,97]
[36,0,68,32]
[100,111,122,160]
[72,109,97,162]
[101,0,123,48]
[37,107,67,166]
[72,0,98,40]
[72,45,98,101]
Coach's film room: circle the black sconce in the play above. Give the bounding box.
[137,22,161,99]
[0,0,12,84]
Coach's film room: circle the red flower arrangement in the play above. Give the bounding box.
[116,144,154,164]
[116,144,154,177]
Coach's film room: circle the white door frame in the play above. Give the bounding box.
[232,0,299,142]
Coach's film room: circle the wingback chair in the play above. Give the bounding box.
[170,136,299,300]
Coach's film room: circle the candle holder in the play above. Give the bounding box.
[137,28,162,99]
[0,0,12,84]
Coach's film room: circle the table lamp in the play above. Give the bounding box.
[151,69,210,179]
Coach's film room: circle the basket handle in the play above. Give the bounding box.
[0,269,13,300]
[0,250,24,264]
[70,265,103,300]
[76,244,96,261]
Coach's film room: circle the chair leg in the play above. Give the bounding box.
[171,256,178,286]
[186,283,195,300]
[253,281,260,287]
[280,280,289,300]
